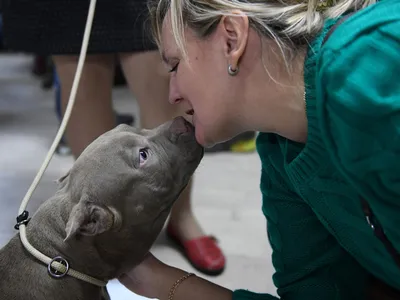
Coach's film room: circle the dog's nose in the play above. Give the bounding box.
[170,116,194,135]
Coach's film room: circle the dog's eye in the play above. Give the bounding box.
[139,149,148,166]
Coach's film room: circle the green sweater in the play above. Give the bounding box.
[233,1,400,299]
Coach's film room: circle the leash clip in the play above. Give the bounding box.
[14,210,31,230]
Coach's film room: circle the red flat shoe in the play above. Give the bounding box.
[166,224,226,276]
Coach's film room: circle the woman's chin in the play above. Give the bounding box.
[194,123,213,147]
[193,119,228,148]
[196,129,220,149]
[194,126,206,146]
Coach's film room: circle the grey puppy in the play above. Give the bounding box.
[0,116,203,300]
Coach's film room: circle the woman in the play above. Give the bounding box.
[117,0,400,299]
[1,0,226,275]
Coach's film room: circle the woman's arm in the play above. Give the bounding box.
[119,252,278,300]
[118,252,234,300]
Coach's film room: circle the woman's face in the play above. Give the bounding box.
[160,13,249,147]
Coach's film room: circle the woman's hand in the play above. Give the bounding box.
[119,252,233,300]
[118,252,169,299]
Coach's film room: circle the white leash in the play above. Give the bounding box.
[14,0,108,287]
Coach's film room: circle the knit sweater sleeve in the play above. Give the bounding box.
[233,137,368,300]
[316,9,400,249]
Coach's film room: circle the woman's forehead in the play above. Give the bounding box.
[160,30,178,60]
[160,15,184,59]
[160,14,174,47]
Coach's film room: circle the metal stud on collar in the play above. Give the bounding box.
[48,256,70,278]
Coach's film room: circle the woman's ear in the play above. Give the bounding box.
[218,10,249,70]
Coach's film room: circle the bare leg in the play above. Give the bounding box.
[118,51,204,240]
[52,54,115,158]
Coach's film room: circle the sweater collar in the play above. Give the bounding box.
[284,19,338,187]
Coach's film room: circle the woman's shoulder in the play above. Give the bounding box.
[315,0,400,139]
[321,0,400,53]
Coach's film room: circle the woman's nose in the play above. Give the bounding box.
[168,77,182,105]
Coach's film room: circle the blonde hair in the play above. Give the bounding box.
[148,0,376,68]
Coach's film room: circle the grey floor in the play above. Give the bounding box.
[0,54,276,299]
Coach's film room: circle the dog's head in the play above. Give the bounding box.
[59,117,203,268]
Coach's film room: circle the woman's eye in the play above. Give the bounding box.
[139,149,149,166]
[169,63,179,73]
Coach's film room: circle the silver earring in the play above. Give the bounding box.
[228,64,239,76]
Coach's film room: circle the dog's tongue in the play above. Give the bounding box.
[171,116,194,134]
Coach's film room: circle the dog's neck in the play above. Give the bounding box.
[24,195,118,281]
[23,193,170,283]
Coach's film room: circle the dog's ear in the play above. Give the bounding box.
[64,201,121,242]
[55,171,70,187]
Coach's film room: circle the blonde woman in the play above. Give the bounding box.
[118,0,400,299]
